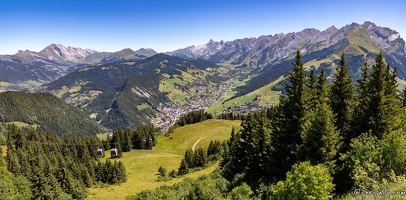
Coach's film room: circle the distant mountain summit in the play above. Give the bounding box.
[40,44,97,63]
[0,45,157,90]
[135,48,157,57]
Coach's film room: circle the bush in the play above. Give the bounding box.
[227,183,255,200]
[168,170,177,178]
[270,161,334,200]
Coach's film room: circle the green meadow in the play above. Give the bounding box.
[87,119,241,199]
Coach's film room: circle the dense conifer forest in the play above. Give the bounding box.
[129,50,406,199]
[1,124,127,199]
[0,92,105,137]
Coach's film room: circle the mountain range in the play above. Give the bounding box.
[2,21,406,130]
[0,44,157,90]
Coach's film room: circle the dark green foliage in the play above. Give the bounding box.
[194,147,208,168]
[175,110,213,127]
[94,159,127,185]
[122,129,132,152]
[0,146,32,199]
[330,52,356,193]
[352,51,399,139]
[217,112,245,120]
[270,50,309,180]
[298,68,341,173]
[330,52,355,153]
[4,124,126,198]
[158,166,167,177]
[0,91,104,137]
[177,159,189,176]
[306,69,317,109]
[401,87,406,107]
[168,170,177,178]
[184,149,195,169]
[223,113,271,182]
[207,140,223,161]
[131,124,159,150]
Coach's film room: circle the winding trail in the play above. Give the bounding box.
[192,137,206,151]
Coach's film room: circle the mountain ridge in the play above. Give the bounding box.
[0,44,158,90]
[166,21,404,65]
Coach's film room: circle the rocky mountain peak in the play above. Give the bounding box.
[134,48,157,57]
[324,25,338,33]
[40,44,97,63]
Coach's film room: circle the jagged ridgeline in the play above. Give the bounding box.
[0,91,105,136]
[40,54,220,129]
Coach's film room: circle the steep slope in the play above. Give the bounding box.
[39,44,97,63]
[38,54,230,130]
[167,21,406,98]
[0,91,105,136]
[167,22,405,72]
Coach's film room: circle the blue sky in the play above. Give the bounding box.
[0,0,405,55]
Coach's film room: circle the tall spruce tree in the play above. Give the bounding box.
[330,53,356,194]
[299,68,341,173]
[401,88,406,107]
[307,69,317,109]
[224,113,271,181]
[353,50,399,139]
[270,50,309,180]
[330,52,354,152]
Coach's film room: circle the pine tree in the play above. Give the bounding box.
[224,113,271,181]
[401,88,406,107]
[299,68,341,173]
[307,69,317,109]
[116,161,127,183]
[330,52,356,193]
[116,142,123,158]
[177,159,189,175]
[330,52,354,152]
[194,147,207,167]
[184,149,195,168]
[220,140,230,167]
[270,50,309,180]
[353,50,399,139]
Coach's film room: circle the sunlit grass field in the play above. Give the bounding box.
[87,119,241,199]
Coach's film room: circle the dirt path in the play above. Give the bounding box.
[192,137,206,151]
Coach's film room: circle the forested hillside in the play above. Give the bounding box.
[0,91,105,137]
[37,54,225,130]
[2,124,126,199]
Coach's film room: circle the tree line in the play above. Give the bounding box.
[175,110,214,127]
[223,50,406,198]
[101,124,160,158]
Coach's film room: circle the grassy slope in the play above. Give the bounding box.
[87,119,241,199]
[206,76,283,114]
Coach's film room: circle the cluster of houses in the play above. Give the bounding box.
[152,78,234,131]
